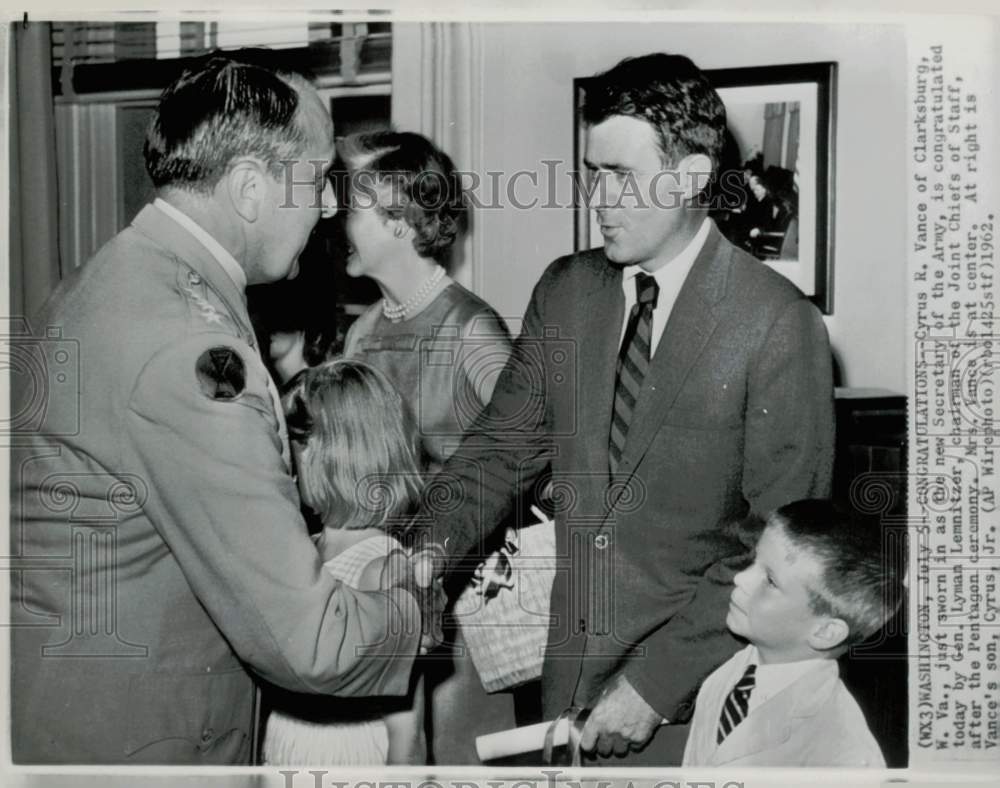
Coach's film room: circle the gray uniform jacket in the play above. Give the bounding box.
[10,204,421,764]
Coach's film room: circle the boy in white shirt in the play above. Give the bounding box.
[682,499,902,767]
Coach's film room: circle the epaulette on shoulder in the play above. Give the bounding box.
[176,266,233,331]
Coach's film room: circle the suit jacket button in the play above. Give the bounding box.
[201,728,214,743]
[594,534,609,550]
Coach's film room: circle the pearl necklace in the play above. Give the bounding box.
[381,266,445,322]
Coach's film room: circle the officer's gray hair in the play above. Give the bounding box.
[144,56,317,194]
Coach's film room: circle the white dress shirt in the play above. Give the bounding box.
[618,217,710,357]
[154,197,248,293]
[744,646,833,715]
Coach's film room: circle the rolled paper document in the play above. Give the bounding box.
[476,714,671,762]
[529,504,553,526]
[476,719,569,762]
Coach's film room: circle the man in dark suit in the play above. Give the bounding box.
[417,53,834,765]
[10,55,437,764]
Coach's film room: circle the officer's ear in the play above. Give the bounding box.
[225,157,268,223]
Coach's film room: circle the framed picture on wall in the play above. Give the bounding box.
[573,61,837,314]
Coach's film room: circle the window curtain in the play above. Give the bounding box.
[54,102,121,273]
[762,101,787,171]
[9,21,61,320]
[785,103,800,172]
[391,22,484,293]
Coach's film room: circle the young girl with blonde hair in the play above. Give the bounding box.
[262,359,425,765]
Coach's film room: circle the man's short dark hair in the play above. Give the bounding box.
[144,55,310,194]
[769,499,905,648]
[583,53,727,174]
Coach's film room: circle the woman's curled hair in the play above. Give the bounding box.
[339,131,468,263]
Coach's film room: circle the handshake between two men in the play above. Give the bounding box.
[376,544,448,655]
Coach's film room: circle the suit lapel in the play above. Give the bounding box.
[716,694,794,764]
[616,224,731,475]
[716,660,839,765]
[575,254,625,478]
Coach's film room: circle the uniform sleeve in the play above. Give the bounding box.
[623,297,835,721]
[120,331,421,696]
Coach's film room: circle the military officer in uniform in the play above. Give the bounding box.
[10,56,435,764]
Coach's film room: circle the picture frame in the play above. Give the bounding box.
[574,61,837,314]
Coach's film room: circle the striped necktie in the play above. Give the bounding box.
[609,272,659,474]
[717,663,757,744]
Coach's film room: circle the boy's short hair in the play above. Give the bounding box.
[769,499,904,647]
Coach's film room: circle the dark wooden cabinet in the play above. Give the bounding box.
[833,387,907,512]
[833,387,908,767]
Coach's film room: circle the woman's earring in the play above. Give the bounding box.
[393,222,407,239]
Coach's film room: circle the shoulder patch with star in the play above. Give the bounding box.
[196,346,246,400]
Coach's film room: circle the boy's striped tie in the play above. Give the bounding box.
[609,273,659,473]
[717,663,757,744]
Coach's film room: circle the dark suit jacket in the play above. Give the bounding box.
[10,205,421,764]
[423,222,834,746]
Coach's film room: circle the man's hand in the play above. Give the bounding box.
[408,546,444,589]
[379,547,447,654]
[579,674,663,758]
